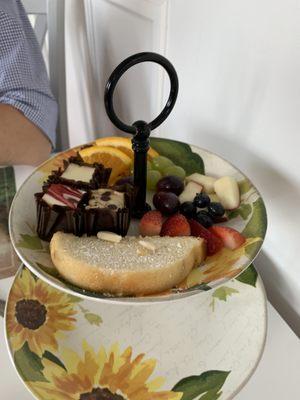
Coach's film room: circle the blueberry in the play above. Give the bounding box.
[195,211,214,228]
[193,193,210,208]
[179,201,197,218]
[208,202,225,218]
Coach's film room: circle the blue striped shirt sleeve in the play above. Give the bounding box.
[0,0,58,147]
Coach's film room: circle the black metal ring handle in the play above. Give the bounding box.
[104,52,179,133]
[104,52,179,218]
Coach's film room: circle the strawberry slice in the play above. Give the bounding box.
[189,219,223,256]
[139,211,163,236]
[161,214,191,237]
[209,226,246,250]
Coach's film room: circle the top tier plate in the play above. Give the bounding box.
[9,138,267,303]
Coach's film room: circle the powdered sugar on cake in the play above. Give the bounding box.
[63,235,197,271]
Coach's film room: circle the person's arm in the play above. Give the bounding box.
[0,0,58,166]
[0,104,51,165]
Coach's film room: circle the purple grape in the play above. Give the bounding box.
[153,191,180,215]
[156,175,184,195]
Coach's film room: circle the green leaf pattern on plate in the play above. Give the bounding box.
[14,342,47,382]
[212,286,239,302]
[43,350,67,371]
[227,203,252,221]
[236,264,258,287]
[78,304,103,326]
[173,370,230,400]
[242,198,267,239]
[241,198,267,260]
[67,294,83,303]
[210,286,239,311]
[238,179,252,196]
[17,234,43,250]
[84,312,103,326]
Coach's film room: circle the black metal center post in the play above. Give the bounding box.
[104,52,179,218]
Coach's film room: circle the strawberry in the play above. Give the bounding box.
[209,226,246,250]
[139,211,163,236]
[161,214,191,237]
[211,214,229,224]
[189,219,223,256]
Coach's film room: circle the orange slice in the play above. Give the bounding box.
[95,136,159,160]
[79,145,132,183]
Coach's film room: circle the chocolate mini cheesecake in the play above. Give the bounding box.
[47,156,111,190]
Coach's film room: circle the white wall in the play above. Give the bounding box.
[66,0,300,334]
[162,0,300,335]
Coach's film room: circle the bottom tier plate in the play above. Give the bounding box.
[5,264,266,400]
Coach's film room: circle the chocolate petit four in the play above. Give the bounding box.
[35,183,88,241]
[35,167,134,240]
[47,156,111,190]
[82,185,134,237]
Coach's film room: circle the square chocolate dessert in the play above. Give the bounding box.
[35,181,135,240]
[35,184,88,241]
[47,156,111,190]
[82,184,135,237]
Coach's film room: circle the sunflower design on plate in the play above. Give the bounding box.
[31,341,182,400]
[6,268,77,356]
[182,237,261,289]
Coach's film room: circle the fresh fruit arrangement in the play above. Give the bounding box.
[139,158,246,258]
